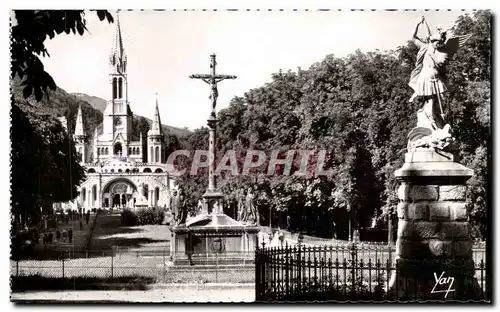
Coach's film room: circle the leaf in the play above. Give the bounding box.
[77,23,84,36]
[22,83,33,99]
[34,86,42,101]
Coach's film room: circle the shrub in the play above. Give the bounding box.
[136,208,164,225]
[121,208,139,226]
[121,208,165,226]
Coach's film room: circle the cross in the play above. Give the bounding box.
[190,54,237,118]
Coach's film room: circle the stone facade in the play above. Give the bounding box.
[65,16,176,211]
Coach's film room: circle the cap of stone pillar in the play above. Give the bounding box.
[396,151,474,185]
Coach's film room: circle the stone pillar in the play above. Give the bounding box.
[96,184,101,208]
[87,190,91,209]
[389,149,482,301]
[202,116,223,214]
[207,118,217,192]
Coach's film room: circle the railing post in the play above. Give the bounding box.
[386,259,391,297]
[285,243,289,296]
[297,243,302,294]
[313,247,318,289]
[111,251,114,278]
[16,259,19,277]
[480,259,484,299]
[62,250,65,279]
[350,243,356,296]
[255,242,260,301]
[163,248,166,282]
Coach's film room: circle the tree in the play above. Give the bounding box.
[11,100,86,230]
[11,10,114,101]
[10,9,114,233]
[169,11,491,240]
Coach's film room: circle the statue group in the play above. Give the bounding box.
[407,15,471,151]
[236,187,260,225]
[169,188,188,226]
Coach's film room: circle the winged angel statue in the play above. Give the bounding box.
[407,16,472,151]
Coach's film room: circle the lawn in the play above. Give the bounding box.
[11,212,173,281]
[11,215,487,291]
[87,212,171,253]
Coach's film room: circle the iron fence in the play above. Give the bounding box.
[10,247,255,287]
[255,242,489,302]
[11,247,170,280]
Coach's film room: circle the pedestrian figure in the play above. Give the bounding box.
[48,232,53,243]
[68,228,73,243]
[79,220,83,230]
[56,230,61,241]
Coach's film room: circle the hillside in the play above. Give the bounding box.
[72,93,107,112]
[10,79,187,152]
[11,78,102,137]
[71,92,190,138]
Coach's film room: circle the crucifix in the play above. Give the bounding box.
[189,54,237,118]
[189,54,237,216]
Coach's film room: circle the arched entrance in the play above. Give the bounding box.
[114,142,123,156]
[112,194,127,207]
[102,178,137,210]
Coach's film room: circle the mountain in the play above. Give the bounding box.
[71,92,190,138]
[11,79,189,149]
[72,93,107,112]
[11,78,103,137]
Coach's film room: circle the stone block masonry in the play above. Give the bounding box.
[389,150,482,301]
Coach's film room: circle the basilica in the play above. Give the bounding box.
[68,16,176,211]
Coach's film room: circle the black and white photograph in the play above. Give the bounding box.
[7,7,492,303]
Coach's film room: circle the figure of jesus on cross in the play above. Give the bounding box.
[190,54,237,118]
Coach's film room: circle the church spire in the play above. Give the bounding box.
[109,11,127,73]
[74,104,86,138]
[149,93,163,136]
[147,93,165,164]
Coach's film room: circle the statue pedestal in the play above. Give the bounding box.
[202,189,224,215]
[389,149,483,301]
[170,213,260,266]
[135,197,148,209]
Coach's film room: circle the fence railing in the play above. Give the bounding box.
[255,242,489,302]
[11,247,170,280]
[10,247,255,285]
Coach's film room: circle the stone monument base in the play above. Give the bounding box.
[389,148,483,301]
[171,212,260,266]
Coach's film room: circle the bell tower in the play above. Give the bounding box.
[103,12,133,141]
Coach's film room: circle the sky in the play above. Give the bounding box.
[41,10,471,130]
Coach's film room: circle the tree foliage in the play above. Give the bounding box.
[10,10,111,232]
[11,10,114,101]
[179,11,490,240]
[11,98,86,229]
